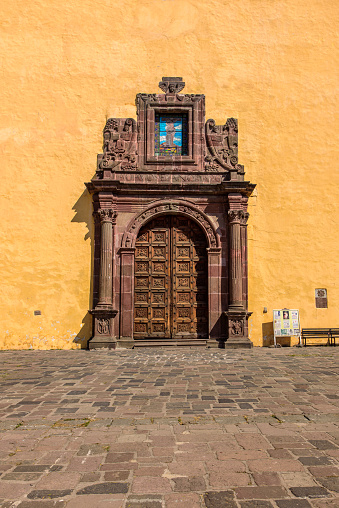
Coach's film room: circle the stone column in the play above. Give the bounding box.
[228,209,243,308]
[89,208,118,349]
[224,195,253,348]
[97,208,116,308]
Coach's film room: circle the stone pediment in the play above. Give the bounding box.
[95,77,245,182]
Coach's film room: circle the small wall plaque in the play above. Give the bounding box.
[315,289,327,308]
[34,310,41,315]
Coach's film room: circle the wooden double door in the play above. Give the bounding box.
[134,215,208,341]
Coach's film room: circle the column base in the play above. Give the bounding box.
[89,307,118,350]
[206,338,226,348]
[224,309,253,349]
[116,337,135,349]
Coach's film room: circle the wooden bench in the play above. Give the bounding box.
[301,328,339,347]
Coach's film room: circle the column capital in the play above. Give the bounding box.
[240,212,250,225]
[228,210,249,225]
[228,209,243,224]
[95,208,117,224]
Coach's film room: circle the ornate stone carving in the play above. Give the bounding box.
[230,319,243,336]
[123,201,219,249]
[240,212,250,225]
[228,209,250,225]
[99,118,137,170]
[158,77,185,94]
[96,208,117,223]
[205,117,242,174]
[97,318,110,335]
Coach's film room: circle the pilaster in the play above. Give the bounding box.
[89,207,118,349]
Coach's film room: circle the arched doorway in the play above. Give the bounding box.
[133,215,208,343]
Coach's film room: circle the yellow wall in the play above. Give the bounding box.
[1,0,338,349]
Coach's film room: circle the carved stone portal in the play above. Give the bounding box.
[86,77,255,349]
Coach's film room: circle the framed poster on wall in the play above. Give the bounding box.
[273,309,301,347]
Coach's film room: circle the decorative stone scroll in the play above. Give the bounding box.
[98,118,137,171]
[122,200,219,250]
[205,118,244,176]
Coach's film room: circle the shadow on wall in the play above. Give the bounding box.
[71,187,94,349]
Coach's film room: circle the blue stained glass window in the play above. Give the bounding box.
[155,113,188,156]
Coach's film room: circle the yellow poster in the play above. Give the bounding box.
[273,309,300,337]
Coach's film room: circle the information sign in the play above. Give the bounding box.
[273,309,301,347]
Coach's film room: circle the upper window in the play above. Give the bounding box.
[154,113,188,156]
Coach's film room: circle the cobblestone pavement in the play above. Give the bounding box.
[0,348,339,507]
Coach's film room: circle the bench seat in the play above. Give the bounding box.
[301,328,338,347]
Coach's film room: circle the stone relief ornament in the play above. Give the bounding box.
[123,201,219,249]
[228,210,249,225]
[97,318,110,335]
[230,319,243,336]
[158,77,185,94]
[99,118,137,170]
[205,117,241,172]
[96,209,117,223]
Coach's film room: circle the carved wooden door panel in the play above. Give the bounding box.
[134,216,208,341]
[172,216,208,339]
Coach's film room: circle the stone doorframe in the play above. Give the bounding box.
[119,200,221,349]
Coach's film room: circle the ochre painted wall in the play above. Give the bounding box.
[1,0,338,349]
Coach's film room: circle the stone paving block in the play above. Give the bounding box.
[2,472,43,481]
[234,486,289,499]
[27,489,72,499]
[235,433,273,450]
[280,472,317,487]
[252,472,281,486]
[299,457,333,466]
[76,482,128,495]
[17,502,66,508]
[248,458,305,473]
[239,501,274,508]
[308,466,339,477]
[35,472,81,489]
[317,477,339,493]
[172,476,206,491]
[275,500,312,507]
[81,472,102,482]
[310,440,339,450]
[125,502,162,508]
[290,486,332,498]
[131,477,172,494]
[311,499,339,507]
[106,452,135,463]
[164,492,202,507]
[65,456,103,472]
[66,495,125,507]
[203,490,237,508]
[0,482,33,498]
